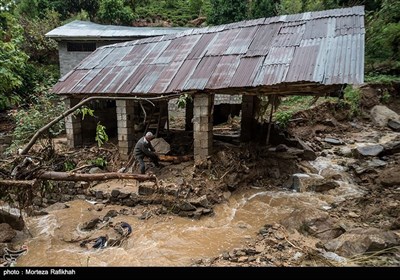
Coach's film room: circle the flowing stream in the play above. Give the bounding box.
[16,172,363,267]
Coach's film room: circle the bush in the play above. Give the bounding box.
[9,93,65,152]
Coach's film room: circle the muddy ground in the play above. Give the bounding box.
[1,87,400,267]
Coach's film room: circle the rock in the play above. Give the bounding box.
[111,189,120,198]
[32,196,43,206]
[354,144,384,157]
[312,181,340,192]
[95,191,104,199]
[388,119,400,132]
[188,195,210,208]
[104,210,118,220]
[275,144,288,152]
[370,105,400,127]
[89,167,103,174]
[320,169,343,180]
[94,204,105,211]
[378,166,400,187]
[281,207,344,240]
[0,223,16,242]
[138,182,156,196]
[176,201,196,211]
[323,228,400,257]
[324,137,344,145]
[360,85,380,109]
[151,138,170,154]
[223,191,231,200]
[43,202,69,212]
[0,210,25,231]
[224,173,239,191]
[381,140,400,156]
[284,173,338,192]
[238,256,248,262]
[81,218,101,231]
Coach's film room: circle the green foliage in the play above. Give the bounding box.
[75,106,95,120]
[95,122,109,147]
[18,9,60,64]
[380,89,391,103]
[64,160,76,171]
[249,0,275,19]
[276,0,302,15]
[9,93,65,151]
[176,93,193,109]
[0,9,29,109]
[343,85,361,117]
[207,0,248,25]
[274,111,293,128]
[88,157,107,168]
[365,74,400,84]
[98,0,135,25]
[365,0,400,75]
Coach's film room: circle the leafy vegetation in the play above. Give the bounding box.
[8,92,65,152]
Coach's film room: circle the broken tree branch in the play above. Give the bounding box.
[37,171,156,182]
[0,180,37,187]
[20,94,182,155]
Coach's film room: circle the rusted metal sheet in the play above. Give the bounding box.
[51,6,365,96]
[206,29,238,56]
[187,33,216,59]
[230,57,264,87]
[207,55,241,89]
[166,59,201,92]
[286,45,320,82]
[225,25,259,55]
[245,23,281,57]
[184,56,222,90]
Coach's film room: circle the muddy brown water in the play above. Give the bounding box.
[16,169,363,267]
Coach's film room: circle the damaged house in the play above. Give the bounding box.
[49,6,365,165]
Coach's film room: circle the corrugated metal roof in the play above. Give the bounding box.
[45,20,192,40]
[52,6,365,96]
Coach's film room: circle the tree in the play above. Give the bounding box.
[276,0,302,15]
[365,0,400,73]
[97,0,135,25]
[207,0,248,25]
[19,9,60,64]
[0,8,28,109]
[249,0,276,19]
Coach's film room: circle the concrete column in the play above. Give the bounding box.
[64,98,82,148]
[116,100,134,160]
[185,98,194,131]
[241,95,257,142]
[193,94,213,165]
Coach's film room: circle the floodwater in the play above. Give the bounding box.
[16,169,363,267]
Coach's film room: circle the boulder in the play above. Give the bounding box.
[323,228,400,257]
[281,208,344,240]
[0,210,25,230]
[370,105,400,127]
[0,223,16,242]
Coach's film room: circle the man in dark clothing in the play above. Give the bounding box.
[133,132,160,174]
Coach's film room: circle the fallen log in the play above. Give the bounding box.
[0,180,37,187]
[38,171,156,182]
[158,155,193,163]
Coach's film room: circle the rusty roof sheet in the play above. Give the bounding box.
[52,6,365,96]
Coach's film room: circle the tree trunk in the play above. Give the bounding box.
[158,155,193,163]
[0,180,37,187]
[37,171,155,182]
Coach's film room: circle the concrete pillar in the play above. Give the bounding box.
[116,100,135,160]
[64,98,82,148]
[185,98,194,131]
[241,95,257,142]
[193,94,213,165]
